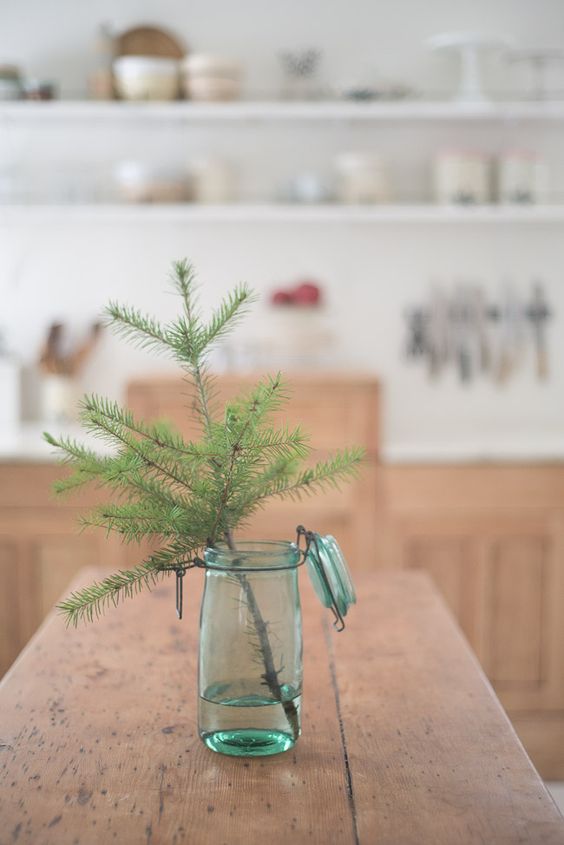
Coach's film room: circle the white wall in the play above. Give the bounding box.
[2,1,564,454]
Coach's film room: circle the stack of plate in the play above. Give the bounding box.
[182,54,243,101]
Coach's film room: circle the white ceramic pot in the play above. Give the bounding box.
[334,152,389,203]
[434,151,491,204]
[0,356,20,429]
[40,375,77,424]
[497,151,549,204]
[192,158,236,203]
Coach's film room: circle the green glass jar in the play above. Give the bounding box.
[198,541,303,757]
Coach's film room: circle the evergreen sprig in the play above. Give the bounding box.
[46,260,364,625]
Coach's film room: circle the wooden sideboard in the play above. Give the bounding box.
[375,463,564,779]
[2,374,564,776]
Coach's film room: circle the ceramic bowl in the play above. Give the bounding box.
[183,76,241,101]
[113,56,180,101]
[114,160,192,203]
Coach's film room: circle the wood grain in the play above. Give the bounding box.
[332,572,564,844]
[1,569,562,844]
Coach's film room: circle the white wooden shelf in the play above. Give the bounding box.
[2,203,564,224]
[2,100,564,123]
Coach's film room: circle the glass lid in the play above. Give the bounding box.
[305,533,356,629]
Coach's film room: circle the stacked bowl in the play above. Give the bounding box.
[182,55,243,101]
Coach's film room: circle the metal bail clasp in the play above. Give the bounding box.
[175,567,186,620]
[296,525,347,632]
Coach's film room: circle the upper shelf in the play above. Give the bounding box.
[2,100,564,123]
[3,204,564,224]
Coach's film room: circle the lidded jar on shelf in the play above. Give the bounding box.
[434,150,491,204]
[497,150,549,204]
[334,152,390,204]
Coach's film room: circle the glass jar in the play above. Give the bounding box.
[198,541,303,757]
[334,152,390,204]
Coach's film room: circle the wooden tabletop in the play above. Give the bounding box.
[1,569,563,845]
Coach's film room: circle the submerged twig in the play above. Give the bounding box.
[224,528,300,740]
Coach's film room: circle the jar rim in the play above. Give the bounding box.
[204,540,301,571]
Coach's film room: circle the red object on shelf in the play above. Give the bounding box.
[271,290,294,305]
[293,281,321,305]
[270,280,323,307]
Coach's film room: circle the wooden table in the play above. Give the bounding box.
[1,570,563,845]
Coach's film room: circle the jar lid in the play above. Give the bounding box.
[306,533,356,628]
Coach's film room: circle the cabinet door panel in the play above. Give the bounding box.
[403,535,481,650]
[0,541,22,673]
[406,538,466,618]
[35,537,101,618]
[488,537,545,686]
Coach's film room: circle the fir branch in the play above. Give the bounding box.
[81,501,189,542]
[79,399,198,494]
[168,261,213,429]
[79,395,213,461]
[58,562,165,626]
[206,374,289,542]
[44,431,107,464]
[46,433,193,515]
[240,425,310,460]
[49,259,364,625]
[170,259,199,317]
[43,432,119,494]
[199,283,256,351]
[104,302,173,357]
[229,456,300,517]
[260,446,365,502]
[117,469,190,508]
[58,539,201,626]
[226,372,289,434]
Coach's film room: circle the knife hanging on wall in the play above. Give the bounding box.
[526,281,551,380]
[404,278,553,386]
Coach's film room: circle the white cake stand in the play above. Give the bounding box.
[427,32,511,103]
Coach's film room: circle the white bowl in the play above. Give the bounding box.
[114,161,192,203]
[113,56,180,75]
[113,56,180,100]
